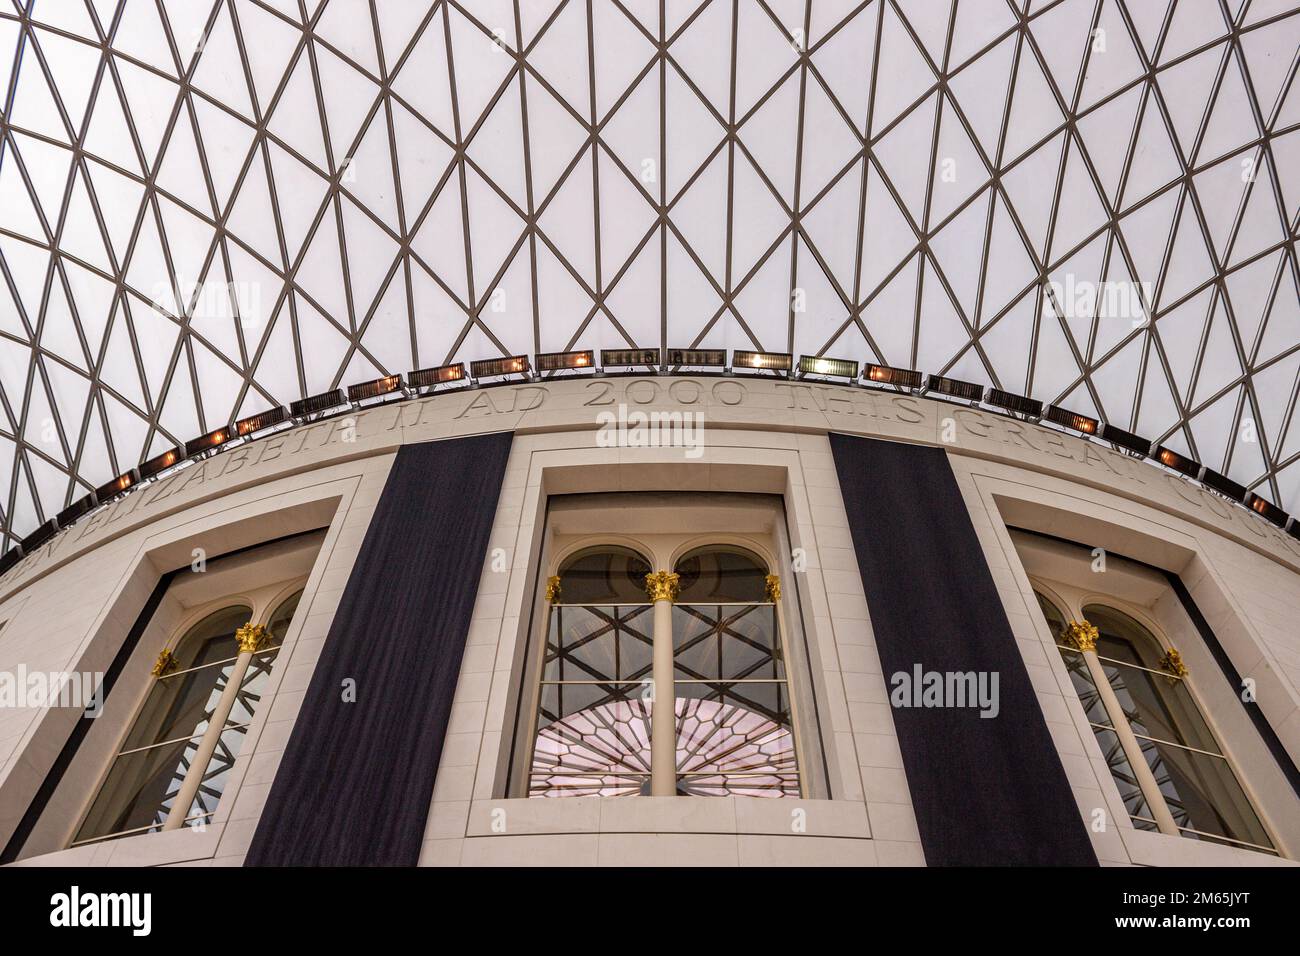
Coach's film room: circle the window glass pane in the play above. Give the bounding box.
[674,547,767,603]
[530,691,651,797]
[121,659,235,751]
[170,606,249,669]
[1086,606,1167,671]
[1035,592,1068,642]
[1085,605,1219,752]
[1135,737,1274,850]
[1056,647,1111,727]
[1099,658,1219,753]
[75,733,206,841]
[120,606,248,751]
[672,600,795,796]
[672,604,783,681]
[1090,727,1154,824]
[543,605,654,682]
[226,651,278,725]
[556,548,652,604]
[674,691,798,797]
[264,590,303,648]
[183,725,249,827]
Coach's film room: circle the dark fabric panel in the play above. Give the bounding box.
[829,433,1097,866]
[245,432,512,866]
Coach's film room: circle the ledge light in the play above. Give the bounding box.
[19,518,58,553]
[347,374,405,403]
[536,350,594,372]
[290,389,349,418]
[600,348,660,369]
[1154,446,1200,479]
[1100,423,1152,456]
[56,493,98,527]
[0,546,21,576]
[139,446,183,481]
[1245,492,1288,528]
[798,356,858,379]
[984,388,1042,417]
[95,468,140,502]
[1043,404,1099,435]
[185,426,235,458]
[470,355,530,380]
[733,350,792,374]
[927,374,983,401]
[235,406,289,437]
[1287,518,1300,542]
[1199,467,1247,502]
[664,348,727,369]
[408,363,466,390]
[863,363,923,389]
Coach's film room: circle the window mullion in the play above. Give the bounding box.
[647,571,679,797]
[161,622,268,831]
[1071,622,1181,836]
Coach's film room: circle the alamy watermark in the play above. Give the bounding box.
[890,664,1000,718]
[1042,275,1153,327]
[596,403,705,459]
[0,666,103,716]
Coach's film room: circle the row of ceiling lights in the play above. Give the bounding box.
[2,348,1295,576]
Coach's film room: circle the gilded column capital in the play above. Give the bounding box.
[545,575,562,603]
[235,623,270,654]
[644,570,680,603]
[151,649,178,677]
[1064,620,1098,652]
[765,574,781,602]
[1159,648,1189,678]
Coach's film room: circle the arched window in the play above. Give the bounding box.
[530,548,656,797]
[1037,592,1158,835]
[1036,589,1275,854]
[1082,605,1272,853]
[529,544,798,799]
[73,591,301,845]
[671,547,795,797]
[674,546,769,603]
[551,546,651,605]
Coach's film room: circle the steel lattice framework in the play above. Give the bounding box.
[1,0,1299,547]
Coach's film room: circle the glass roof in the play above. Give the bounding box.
[1,0,1298,548]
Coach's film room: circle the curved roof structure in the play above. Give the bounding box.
[1,0,1299,547]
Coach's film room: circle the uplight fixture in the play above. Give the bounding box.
[797,356,858,379]
[863,363,923,389]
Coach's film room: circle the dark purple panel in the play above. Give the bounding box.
[246,432,513,866]
[829,433,1097,866]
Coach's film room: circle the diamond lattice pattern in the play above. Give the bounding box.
[1,0,1299,546]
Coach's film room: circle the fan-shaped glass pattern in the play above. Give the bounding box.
[2,0,1299,548]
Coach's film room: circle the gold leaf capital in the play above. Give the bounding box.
[1064,620,1098,652]
[644,570,680,603]
[1159,648,1189,678]
[545,575,562,603]
[151,649,178,677]
[765,574,781,602]
[235,623,269,654]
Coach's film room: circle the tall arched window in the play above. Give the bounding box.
[73,589,301,845]
[671,547,795,797]
[1037,590,1275,854]
[530,547,655,798]
[529,544,798,799]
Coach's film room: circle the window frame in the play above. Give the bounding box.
[516,524,812,799]
[66,578,308,848]
[1030,578,1280,856]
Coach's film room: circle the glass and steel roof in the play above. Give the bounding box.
[1,0,1298,547]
